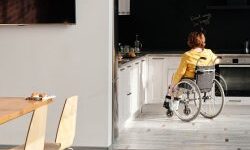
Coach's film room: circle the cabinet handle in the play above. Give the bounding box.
[127,92,132,96]
[127,65,132,68]
[135,62,139,65]
[152,58,164,60]
[120,68,125,71]
[141,60,145,62]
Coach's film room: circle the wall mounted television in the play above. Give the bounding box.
[0,0,76,24]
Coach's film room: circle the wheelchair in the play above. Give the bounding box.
[164,57,225,122]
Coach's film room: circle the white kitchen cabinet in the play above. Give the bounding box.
[130,61,140,115]
[147,56,168,103]
[146,56,181,103]
[117,65,131,129]
[117,55,181,131]
[124,64,133,122]
[139,58,148,108]
[165,57,181,87]
[117,60,142,131]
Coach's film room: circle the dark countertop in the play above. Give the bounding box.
[118,52,146,65]
[138,49,250,57]
[142,49,250,54]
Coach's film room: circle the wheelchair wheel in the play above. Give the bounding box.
[200,79,225,119]
[172,79,202,122]
[215,73,227,95]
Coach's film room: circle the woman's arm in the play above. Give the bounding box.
[214,57,221,64]
[167,55,187,96]
[172,55,187,86]
[210,49,220,64]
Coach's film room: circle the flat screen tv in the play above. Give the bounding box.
[0,0,76,24]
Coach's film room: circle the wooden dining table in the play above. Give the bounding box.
[0,97,53,150]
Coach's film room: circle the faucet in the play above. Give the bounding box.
[245,39,249,54]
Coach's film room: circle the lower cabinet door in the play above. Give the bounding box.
[147,57,167,103]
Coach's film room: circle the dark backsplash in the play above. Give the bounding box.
[118,0,250,53]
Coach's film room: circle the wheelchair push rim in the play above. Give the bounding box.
[172,79,202,122]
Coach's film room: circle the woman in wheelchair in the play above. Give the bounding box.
[163,31,225,122]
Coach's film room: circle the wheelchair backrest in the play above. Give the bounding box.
[195,65,215,93]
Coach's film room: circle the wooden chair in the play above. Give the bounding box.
[7,96,78,150]
[44,96,78,150]
[8,102,49,150]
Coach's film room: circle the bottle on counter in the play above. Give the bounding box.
[118,43,124,54]
[134,34,142,53]
[117,43,123,61]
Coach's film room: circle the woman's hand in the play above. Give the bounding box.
[214,56,222,65]
[167,85,175,96]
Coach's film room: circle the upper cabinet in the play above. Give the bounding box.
[118,0,130,15]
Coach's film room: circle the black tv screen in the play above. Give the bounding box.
[0,0,76,24]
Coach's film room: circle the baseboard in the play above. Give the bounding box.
[0,145,113,150]
[132,107,142,119]
[0,145,14,149]
[72,146,111,150]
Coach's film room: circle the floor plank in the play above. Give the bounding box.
[113,104,250,150]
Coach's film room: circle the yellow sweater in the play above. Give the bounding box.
[172,48,217,85]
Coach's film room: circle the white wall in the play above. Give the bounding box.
[0,0,113,147]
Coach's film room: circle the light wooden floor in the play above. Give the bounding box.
[113,104,250,150]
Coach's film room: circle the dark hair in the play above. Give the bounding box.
[187,32,206,49]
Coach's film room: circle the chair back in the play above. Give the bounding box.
[55,96,78,150]
[195,65,215,92]
[24,104,48,150]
